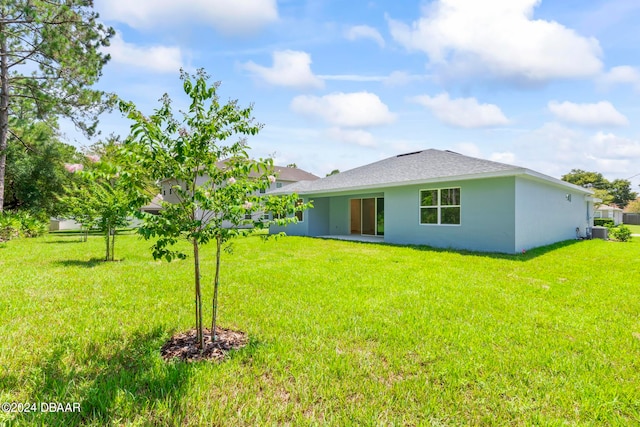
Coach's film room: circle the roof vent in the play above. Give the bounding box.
[444,150,461,155]
[397,150,423,157]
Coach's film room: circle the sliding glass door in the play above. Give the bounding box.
[350,198,384,236]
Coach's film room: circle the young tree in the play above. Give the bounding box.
[60,152,148,260]
[0,1,114,212]
[120,70,307,350]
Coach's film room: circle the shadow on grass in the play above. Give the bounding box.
[314,236,585,261]
[15,327,195,426]
[53,258,108,268]
[402,238,584,261]
[43,239,88,244]
[49,229,137,237]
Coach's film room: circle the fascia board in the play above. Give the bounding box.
[519,170,594,195]
[278,169,525,196]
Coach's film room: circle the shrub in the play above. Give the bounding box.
[0,211,48,241]
[610,225,632,242]
[17,212,48,237]
[594,218,615,227]
[0,213,21,242]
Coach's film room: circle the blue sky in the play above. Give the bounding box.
[69,0,640,187]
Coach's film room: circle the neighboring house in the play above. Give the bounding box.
[269,149,596,254]
[160,163,319,224]
[161,164,319,203]
[49,218,82,231]
[141,194,163,215]
[594,204,624,225]
[51,195,166,231]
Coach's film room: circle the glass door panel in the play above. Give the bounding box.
[376,198,384,236]
[362,198,376,235]
[350,199,361,234]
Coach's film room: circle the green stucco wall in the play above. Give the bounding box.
[271,179,517,253]
[514,177,590,250]
[383,177,516,253]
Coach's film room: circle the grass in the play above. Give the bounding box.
[624,224,640,234]
[1,232,639,425]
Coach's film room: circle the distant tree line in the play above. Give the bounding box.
[561,169,638,209]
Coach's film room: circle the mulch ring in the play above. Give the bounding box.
[161,327,248,363]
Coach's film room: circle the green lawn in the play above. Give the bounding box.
[1,233,639,425]
[625,224,640,234]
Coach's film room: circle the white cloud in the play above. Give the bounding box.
[106,33,183,73]
[451,145,516,164]
[326,128,376,147]
[591,132,640,159]
[290,92,396,128]
[548,101,628,126]
[410,93,509,128]
[453,142,483,158]
[383,71,429,86]
[517,124,640,179]
[97,0,278,35]
[490,152,516,163]
[599,66,640,91]
[345,25,385,47]
[387,0,602,82]
[243,50,324,90]
[318,74,387,82]
[317,71,428,86]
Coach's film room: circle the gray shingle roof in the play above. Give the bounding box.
[271,149,589,195]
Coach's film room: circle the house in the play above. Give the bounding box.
[159,163,319,225]
[269,149,596,254]
[594,204,624,225]
[141,194,163,215]
[49,218,83,231]
[160,164,319,204]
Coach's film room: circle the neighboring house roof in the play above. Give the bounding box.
[142,194,163,210]
[270,149,592,195]
[596,204,623,212]
[160,162,319,184]
[272,165,320,182]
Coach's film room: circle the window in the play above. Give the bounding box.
[276,182,283,189]
[259,188,266,194]
[295,199,304,222]
[420,188,460,225]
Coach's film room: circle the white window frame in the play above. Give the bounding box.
[419,187,461,226]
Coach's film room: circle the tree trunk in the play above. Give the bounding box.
[211,235,222,342]
[0,24,9,213]
[105,228,110,261]
[193,238,204,349]
[111,229,115,261]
